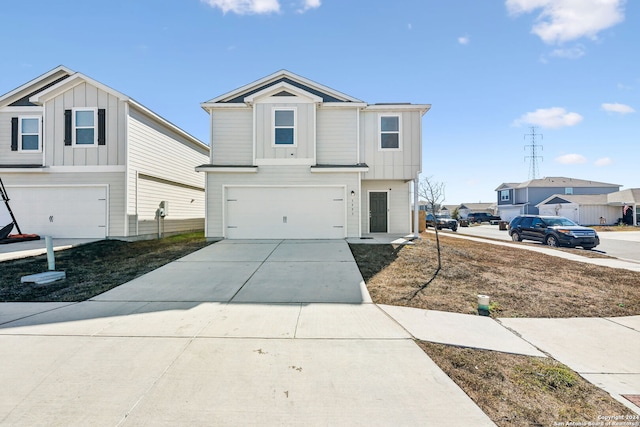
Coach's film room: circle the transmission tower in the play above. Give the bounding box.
[524,126,543,180]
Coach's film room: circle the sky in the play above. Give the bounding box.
[1,0,638,205]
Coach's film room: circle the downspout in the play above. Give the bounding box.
[414,171,420,239]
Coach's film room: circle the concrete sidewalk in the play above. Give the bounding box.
[0,240,495,426]
[2,238,639,424]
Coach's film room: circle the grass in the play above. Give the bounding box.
[350,232,640,318]
[349,232,639,425]
[0,232,213,302]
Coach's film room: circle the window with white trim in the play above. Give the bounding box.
[565,187,573,195]
[500,190,509,201]
[380,115,400,149]
[273,108,295,146]
[19,116,41,151]
[74,108,97,145]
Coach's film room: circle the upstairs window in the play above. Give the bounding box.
[19,117,41,151]
[273,109,295,146]
[74,108,97,145]
[500,190,510,201]
[380,115,400,149]
[565,187,573,195]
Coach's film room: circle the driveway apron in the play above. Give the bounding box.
[0,240,495,426]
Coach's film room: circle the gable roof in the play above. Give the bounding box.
[537,194,609,207]
[459,202,495,211]
[202,70,364,107]
[496,177,620,191]
[2,65,208,152]
[0,65,73,107]
[607,188,640,205]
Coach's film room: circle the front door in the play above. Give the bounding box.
[369,192,388,233]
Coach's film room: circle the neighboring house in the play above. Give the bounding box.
[457,202,496,219]
[197,70,430,239]
[0,66,209,239]
[537,188,639,226]
[495,177,620,222]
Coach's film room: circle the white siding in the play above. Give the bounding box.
[211,108,253,165]
[137,176,205,220]
[43,82,125,167]
[0,110,44,165]
[205,166,360,238]
[316,108,358,164]
[127,106,208,218]
[255,101,315,162]
[0,171,126,237]
[361,180,411,234]
[360,110,422,180]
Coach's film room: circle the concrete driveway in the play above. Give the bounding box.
[0,240,494,426]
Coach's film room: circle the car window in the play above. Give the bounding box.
[519,217,533,228]
[544,217,577,226]
[531,218,544,228]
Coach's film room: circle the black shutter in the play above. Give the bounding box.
[64,109,72,145]
[11,117,18,151]
[98,108,106,145]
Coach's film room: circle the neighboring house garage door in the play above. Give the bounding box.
[225,186,345,239]
[4,186,107,238]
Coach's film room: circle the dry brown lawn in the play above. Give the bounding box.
[349,232,640,426]
[350,232,640,318]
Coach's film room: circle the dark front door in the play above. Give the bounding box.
[369,192,388,233]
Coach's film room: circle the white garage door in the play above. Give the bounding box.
[3,186,107,238]
[225,186,345,239]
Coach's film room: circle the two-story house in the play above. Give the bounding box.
[197,70,430,239]
[0,66,209,239]
[495,177,620,222]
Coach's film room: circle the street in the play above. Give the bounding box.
[451,224,640,263]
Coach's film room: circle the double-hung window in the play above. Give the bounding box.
[500,190,510,202]
[273,108,295,146]
[19,117,41,151]
[74,108,97,145]
[380,115,400,150]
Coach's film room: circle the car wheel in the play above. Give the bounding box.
[545,235,559,247]
[511,232,521,242]
[452,226,458,232]
[582,245,594,250]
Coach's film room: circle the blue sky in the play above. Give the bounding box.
[1,0,637,204]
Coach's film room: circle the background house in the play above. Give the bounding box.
[0,66,209,239]
[495,177,620,222]
[457,202,496,219]
[537,189,638,226]
[197,70,430,239]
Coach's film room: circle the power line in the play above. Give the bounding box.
[524,126,543,180]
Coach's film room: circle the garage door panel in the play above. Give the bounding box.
[226,187,345,239]
[5,186,107,238]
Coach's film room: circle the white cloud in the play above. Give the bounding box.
[555,154,587,164]
[513,107,583,128]
[549,44,586,59]
[458,36,470,45]
[601,102,635,114]
[202,0,280,14]
[297,0,320,13]
[506,0,626,44]
[595,157,613,166]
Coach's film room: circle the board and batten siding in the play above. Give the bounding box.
[359,110,422,180]
[205,166,360,238]
[210,108,253,165]
[43,82,125,167]
[0,110,44,165]
[316,108,358,165]
[255,101,315,161]
[126,106,208,218]
[0,171,126,236]
[361,180,411,234]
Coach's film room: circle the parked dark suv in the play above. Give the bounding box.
[508,215,599,249]
[467,212,501,224]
